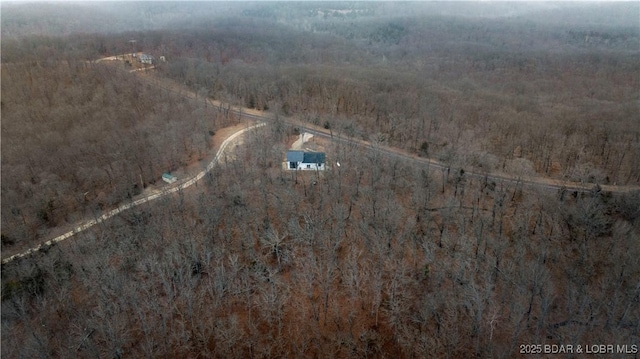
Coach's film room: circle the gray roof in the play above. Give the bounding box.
[303,152,325,164]
[287,151,304,162]
[287,151,325,164]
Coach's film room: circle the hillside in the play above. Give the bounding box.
[2,2,639,358]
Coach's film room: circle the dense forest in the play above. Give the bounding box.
[1,61,235,255]
[2,2,639,358]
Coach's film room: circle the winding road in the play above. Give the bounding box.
[128,67,639,195]
[3,55,638,264]
[201,102,640,194]
[2,123,265,264]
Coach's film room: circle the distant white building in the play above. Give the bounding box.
[139,54,155,65]
[287,151,326,171]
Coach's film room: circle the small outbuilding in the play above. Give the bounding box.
[287,151,326,171]
[162,173,177,184]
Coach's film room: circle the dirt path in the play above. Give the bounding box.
[2,123,264,264]
[287,120,640,193]
[290,132,314,150]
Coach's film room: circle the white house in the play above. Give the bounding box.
[287,151,325,171]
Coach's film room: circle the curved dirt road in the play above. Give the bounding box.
[2,123,265,264]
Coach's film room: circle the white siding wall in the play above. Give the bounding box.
[298,162,325,171]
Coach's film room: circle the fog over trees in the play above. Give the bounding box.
[2,2,639,358]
